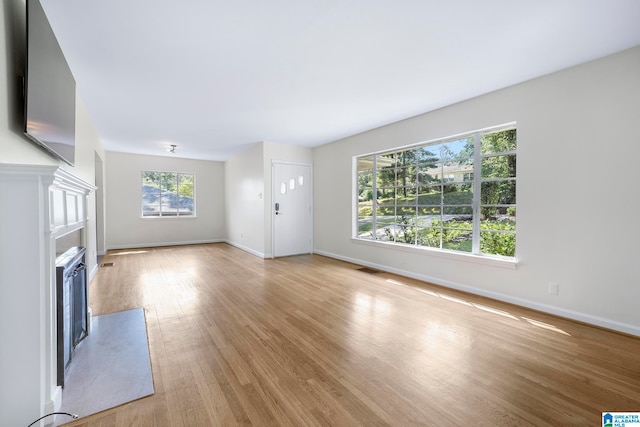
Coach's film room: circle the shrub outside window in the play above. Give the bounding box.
[356,126,516,258]
[142,171,195,217]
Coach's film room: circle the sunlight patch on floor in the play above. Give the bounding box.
[112,250,149,256]
[385,278,571,336]
[522,317,571,336]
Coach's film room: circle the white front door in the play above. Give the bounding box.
[272,162,312,257]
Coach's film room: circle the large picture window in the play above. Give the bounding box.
[141,171,195,217]
[356,125,516,258]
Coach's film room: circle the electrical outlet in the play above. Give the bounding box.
[548,282,560,296]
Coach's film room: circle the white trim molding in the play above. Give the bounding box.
[314,249,639,337]
[0,164,95,426]
[106,239,225,252]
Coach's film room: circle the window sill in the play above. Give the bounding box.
[351,237,518,269]
[140,215,198,220]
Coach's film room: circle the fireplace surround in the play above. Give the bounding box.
[0,165,96,426]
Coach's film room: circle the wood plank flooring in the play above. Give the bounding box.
[64,243,640,426]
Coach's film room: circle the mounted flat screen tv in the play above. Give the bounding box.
[24,0,76,166]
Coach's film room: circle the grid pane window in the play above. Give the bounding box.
[142,171,195,217]
[355,126,516,258]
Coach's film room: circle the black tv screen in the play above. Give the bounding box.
[24,0,76,166]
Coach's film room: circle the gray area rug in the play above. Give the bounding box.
[54,308,154,425]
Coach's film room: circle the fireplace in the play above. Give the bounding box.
[0,165,96,425]
[56,246,88,387]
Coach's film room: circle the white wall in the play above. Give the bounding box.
[0,88,105,274]
[313,47,640,335]
[225,141,312,258]
[225,142,266,256]
[104,151,225,249]
[75,96,105,276]
[1,1,105,423]
[1,0,104,290]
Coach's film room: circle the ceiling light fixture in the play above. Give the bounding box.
[167,144,177,154]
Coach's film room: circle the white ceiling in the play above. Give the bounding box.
[40,0,640,162]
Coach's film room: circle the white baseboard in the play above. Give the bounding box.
[88,263,99,283]
[106,239,225,251]
[224,240,267,258]
[105,239,268,258]
[314,249,640,337]
[44,385,62,426]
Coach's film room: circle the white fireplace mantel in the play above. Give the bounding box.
[0,164,96,426]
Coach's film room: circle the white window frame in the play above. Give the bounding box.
[141,171,196,218]
[353,124,517,266]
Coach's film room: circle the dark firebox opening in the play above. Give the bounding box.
[55,246,88,388]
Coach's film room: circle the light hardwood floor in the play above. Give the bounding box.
[64,243,640,426]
